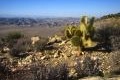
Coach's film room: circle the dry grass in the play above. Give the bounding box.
[0,25,63,38]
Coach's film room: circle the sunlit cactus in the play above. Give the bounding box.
[65,25,77,38]
[79,16,96,48]
[81,16,88,25]
[74,29,82,37]
[71,36,81,47]
[87,17,95,38]
[65,29,72,38]
[71,36,83,53]
[64,16,97,53]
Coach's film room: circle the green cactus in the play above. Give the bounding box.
[87,17,95,38]
[74,29,82,37]
[65,29,72,38]
[64,16,97,53]
[71,36,83,53]
[79,16,96,48]
[65,25,77,38]
[71,36,81,47]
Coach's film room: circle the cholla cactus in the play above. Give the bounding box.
[71,36,81,47]
[80,16,96,48]
[71,36,83,53]
[65,25,77,38]
[64,16,97,53]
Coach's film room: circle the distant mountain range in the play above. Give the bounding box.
[0,13,119,27]
[0,17,79,27]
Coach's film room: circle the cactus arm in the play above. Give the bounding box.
[87,17,95,38]
[81,16,88,25]
[71,36,82,53]
[80,22,88,40]
[65,29,72,38]
[71,36,81,46]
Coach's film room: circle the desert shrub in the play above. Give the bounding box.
[7,62,68,80]
[110,36,120,51]
[10,38,32,57]
[34,37,48,51]
[74,56,103,78]
[0,57,12,80]
[0,32,24,52]
[31,62,68,80]
[95,26,120,51]
[2,31,24,48]
[6,31,23,41]
[109,51,120,75]
[101,51,120,77]
[0,38,3,51]
[0,37,9,51]
[5,69,34,80]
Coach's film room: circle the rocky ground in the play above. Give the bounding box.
[0,36,120,80]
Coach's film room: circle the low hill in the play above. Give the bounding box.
[94,13,120,29]
[100,13,120,19]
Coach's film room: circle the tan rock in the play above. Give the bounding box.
[54,52,59,58]
[49,37,56,43]
[59,41,66,46]
[91,56,98,60]
[40,55,50,60]
[71,51,81,56]
[31,36,40,45]
[48,35,62,43]
[3,47,10,53]
[69,68,77,78]
[41,56,46,60]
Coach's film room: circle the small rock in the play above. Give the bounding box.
[69,68,77,78]
[54,53,59,58]
[49,37,56,43]
[2,47,10,53]
[35,52,43,56]
[41,56,46,60]
[54,50,61,58]
[91,56,98,60]
[54,35,62,42]
[33,52,43,61]
[59,41,66,46]
[81,52,85,55]
[40,55,50,60]
[71,51,81,56]
[31,36,40,45]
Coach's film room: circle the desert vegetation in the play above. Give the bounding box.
[0,14,120,80]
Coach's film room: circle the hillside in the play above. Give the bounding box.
[100,13,120,19]
[94,13,120,29]
[0,15,120,80]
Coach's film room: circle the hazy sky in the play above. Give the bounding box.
[0,0,120,17]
